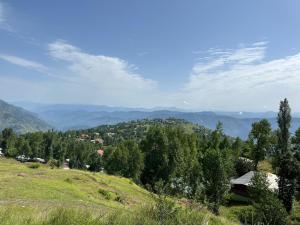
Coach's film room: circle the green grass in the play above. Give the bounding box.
[0,158,152,211]
[0,158,245,225]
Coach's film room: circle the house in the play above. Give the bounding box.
[63,159,70,170]
[238,157,253,163]
[230,171,278,197]
[0,148,3,157]
[107,132,115,137]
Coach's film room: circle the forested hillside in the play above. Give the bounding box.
[14,102,300,138]
[0,100,51,133]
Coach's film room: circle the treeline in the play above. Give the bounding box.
[104,122,246,215]
[0,130,103,170]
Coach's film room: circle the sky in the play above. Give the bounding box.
[1,0,300,111]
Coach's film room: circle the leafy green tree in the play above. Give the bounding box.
[141,126,169,188]
[232,137,243,158]
[202,148,230,215]
[126,141,144,181]
[22,140,32,157]
[277,99,291,154]
[88,151,103,172]
[249,119,271,170]
[209,122,223,149]
[106,140,144,182]
[244,172,288,225]
[278,151,298,213]
[277,98,297,213]
[1,128,16,155]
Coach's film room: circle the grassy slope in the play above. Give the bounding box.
[0,158,152,210]
[0,158,238,225]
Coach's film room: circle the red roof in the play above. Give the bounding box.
[97,149,104,157]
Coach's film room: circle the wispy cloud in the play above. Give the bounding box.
[0,2,12,31]
[192,42,266,74]
[3,39,300,111]
[0,54,47,72]
[175,42,300,111]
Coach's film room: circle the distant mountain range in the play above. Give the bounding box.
[10,101,300,139]
[0,100,51,133]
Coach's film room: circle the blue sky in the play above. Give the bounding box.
[1,0,300,111]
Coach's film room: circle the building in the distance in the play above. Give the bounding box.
[230,171,278,197]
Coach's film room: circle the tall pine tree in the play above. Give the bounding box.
[277,98,297,213]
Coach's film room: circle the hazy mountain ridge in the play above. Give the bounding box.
[11,102,300,139]
[0,100,52,133]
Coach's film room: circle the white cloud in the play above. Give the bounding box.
[0,54,47,72]
[176,42,300,111]
[46,40,165,107]
[0,2,12,31]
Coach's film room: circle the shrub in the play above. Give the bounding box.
[27,163,40,169]
[115,194,126,204]
[98,188,113,200]
[239,172,288,225]
[48,159,59,169]
[151,194,180,223]
[64,178,72,184]
[239,197,288,225]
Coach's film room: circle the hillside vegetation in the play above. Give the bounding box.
[0,100,51,133]
[0,158,238,225]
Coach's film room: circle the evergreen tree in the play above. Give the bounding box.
[277,98,291,155]
[140,126,169,188]
[106,140,144,182]
[277,98,297,213]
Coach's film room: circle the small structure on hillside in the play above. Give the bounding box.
[63,159,70,170]
[238,157,253,163]
[33,157,46,163]
[230,171,278,197]
[0,148,3,157]
[16,155,30,162]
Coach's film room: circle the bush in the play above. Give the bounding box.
[115,194,126,204]
[64,178,72,184]
[27,163,40,169]
[98,188,113,200]
[238,196,288,225]
[48,159,59,169]
[239,172,288,225]
[151,194,180,223]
